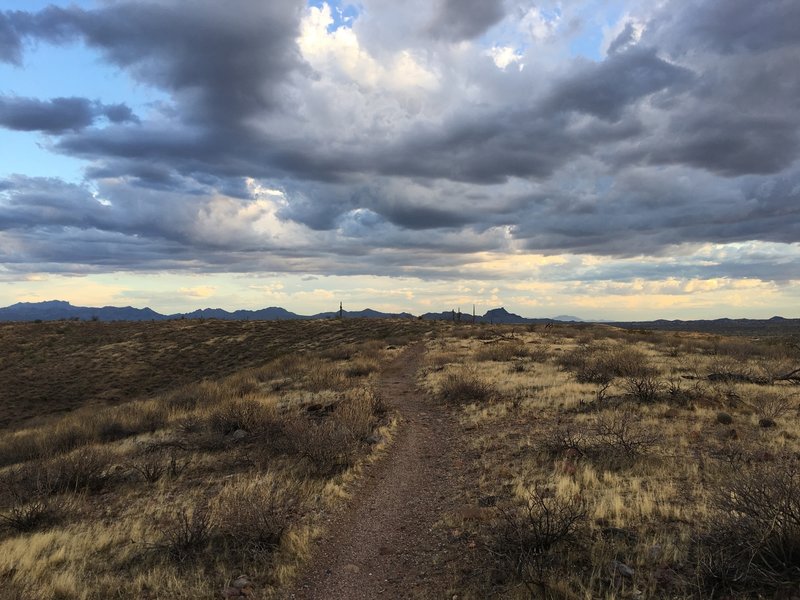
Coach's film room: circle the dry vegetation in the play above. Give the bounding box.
[421,324,800,599]
[3,316,800,599]
[0,318,429,599]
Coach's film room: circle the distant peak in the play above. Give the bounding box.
[18,299,72,307]
[485,306,510,315]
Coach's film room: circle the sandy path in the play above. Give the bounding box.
[289,342,468,599]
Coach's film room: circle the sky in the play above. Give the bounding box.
[0,0,798,320]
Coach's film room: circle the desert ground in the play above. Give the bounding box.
[1,318,798,599]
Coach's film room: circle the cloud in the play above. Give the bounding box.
[0,95,138,133]
[428,0,506,41]
[0,12,22,64]
[0,0,798,301]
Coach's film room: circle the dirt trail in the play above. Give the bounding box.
[290,342,469,599]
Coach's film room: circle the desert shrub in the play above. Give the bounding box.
[437,369,497,405]
[706,355,761,383]
[1,447,112,497]
[0,430,41,468]
[207,396,276,435]
[622,371,665,403]
[287,418,360,476]
[128,443,190,483]
[225,373,262,397]
[593,409,661,465]
[0,481,69,533]
[559,344,650,386]
[335,388,384,441]
[541,425,590,458]
[742,390,794,422]
[698,460,800,595]
[304,364,348,392]
[489,487,588,595]
[214,473,301,556]
[158,505,215,563]
[38,447,113,494]
[475,340,529,362]
[427,350,461,371]
[165,380,227,411]
[716,412,733,425]
[320,344,358,361]
[344,357,379,378]
[665,376,707,407]
[527,345,550,363]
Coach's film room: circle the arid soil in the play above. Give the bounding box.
[290,343,472,599]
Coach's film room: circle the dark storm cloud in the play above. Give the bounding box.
[653,0,800,55]
[1,0,800,282]
[0,96,138,133]
[646,111,800,176]
[0,12,22,64]
[543,47,693,121]
[510,163,800,256]
[4,1,305,123]
[428,0,506,41]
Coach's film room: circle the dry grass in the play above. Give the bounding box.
[421,324,800,598]
[0,319,432,599]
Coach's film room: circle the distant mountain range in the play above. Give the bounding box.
[0,300,580,323]
[1,302,796,333]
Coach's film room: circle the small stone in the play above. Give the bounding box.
[231,429,248,440]
[232,576,251,589]
[366,434,383,445]
[343,563,361,574]
[611,560,635,578]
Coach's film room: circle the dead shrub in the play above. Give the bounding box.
[475,340,529,362]
[335,388,384,441]
[541,425,590,458]
[559,344,650,387]
[0,480,70,533]
[128,443,190,483]
[158,505,215,563]
[165,381,227,412]
[698,459,800,595]
[593,409,661,465]
[39,447,113,494]
[344,357,379,378]
[287,418,360,476]
[214,473,301,556]
[742,390,794,422]
[207,396,276,435]
[320,344,358,361]
[437,369,497,405]
[305,363,348,392]
[622,372,665,403]
[489,487,588,595]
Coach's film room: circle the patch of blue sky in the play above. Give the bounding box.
[0,129,86,182]
[308,0,360,31]
[0,13,168,183]
[1,40,167,115]
[568,1,627,60]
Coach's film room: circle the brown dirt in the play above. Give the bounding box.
[290,343,474,599]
